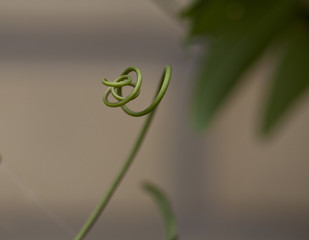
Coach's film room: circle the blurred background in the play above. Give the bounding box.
[0,0,309,239]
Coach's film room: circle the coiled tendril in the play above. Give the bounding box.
[74,65,172,240]
[102,65,171,116]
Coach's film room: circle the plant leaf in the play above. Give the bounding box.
[182,0,289,38]
[261,20,309,134]
[191,0,297,130]
[183,0,251,37]
[142,182,178,240]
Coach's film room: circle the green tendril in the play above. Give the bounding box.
[74,65,172,240]
[102,65,171,117]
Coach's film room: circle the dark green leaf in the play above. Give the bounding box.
[261,21,309,134]
[191,0,297,130]
[142,182,178,240]
[183,0,279,38]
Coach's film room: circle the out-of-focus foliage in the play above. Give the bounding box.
[143,182,178,240]
[182,0,309,134]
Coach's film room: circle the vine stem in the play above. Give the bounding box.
[74,110,155,240]
[74,65,171,240]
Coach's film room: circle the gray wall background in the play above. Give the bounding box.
[0,1,309,239]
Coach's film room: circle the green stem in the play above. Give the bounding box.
[74,109,156,240]
[74,65,171,240]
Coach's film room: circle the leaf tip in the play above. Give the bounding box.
[142,181,178,240]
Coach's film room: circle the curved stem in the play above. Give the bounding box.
[74,109,155,240]
[73,66,171,240]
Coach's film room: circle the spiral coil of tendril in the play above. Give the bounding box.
[74,65,172,240]
[102,65,171,117]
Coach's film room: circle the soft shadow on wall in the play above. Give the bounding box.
[0,1,309,240]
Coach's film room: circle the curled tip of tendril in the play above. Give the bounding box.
[102,65,171,117]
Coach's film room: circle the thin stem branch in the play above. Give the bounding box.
[74,110,156,240]
[73,65,171,240]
